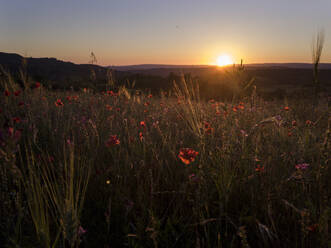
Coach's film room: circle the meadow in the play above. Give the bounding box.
[0,73,330,247]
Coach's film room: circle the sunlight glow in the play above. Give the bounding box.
[216,55,233,67]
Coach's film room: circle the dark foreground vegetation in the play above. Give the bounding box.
[0,66,330,247]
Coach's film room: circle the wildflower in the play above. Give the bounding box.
[237,102,245,110]
[106,104,112,111]
[35,82,41,88]
[106,180,111,184]
[255,164,265,172]
[66,96,72,101]
[292,120,297,127]
[14,90,21,96]
[139,132,144,141]
[232,107,237,112]
[178,148,199,165]
[306,224,318,232]
[240,129,248,137]
[105,135,120,146]
[148,94,153,98]
[13,117,21,123]
[305,120,312,126]
[295,163,310,170]
[204,122,213,134]
[78,226,87,237]
[140,121,146,128]
[284,106,290,111]
[144,101,150,106]
[188,173,199,182]
[18,101,24,107]
[4,90,10,96]
[55,99,64,107]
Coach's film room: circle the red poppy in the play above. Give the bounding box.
[255,164,265,172]
[14,90,21,96]
[140,121,146,128]
[4,90,10,96]
[55,99,64,107]
[13,117,21,123]
[139,132,144,141]
[178,148,199,165]
[306,224,318,232]
[148,94,153,98]
[237,102,245,110]
[204,121,213,134]
[284,106,290,111]
[35,82,41,88]
[105,135,120,147]
[106,104,112,111]
[292,120,297,127]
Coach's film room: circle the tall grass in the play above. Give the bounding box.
[0,76,330,247]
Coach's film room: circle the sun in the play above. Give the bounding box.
[216,55,233,67]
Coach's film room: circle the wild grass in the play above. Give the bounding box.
[0,76,330,247]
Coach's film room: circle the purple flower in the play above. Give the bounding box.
[78,226,87,237]
[295,163,310,170]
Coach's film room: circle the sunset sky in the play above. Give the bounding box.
[1,0,330,66]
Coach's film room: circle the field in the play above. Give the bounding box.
[0,76,330,247]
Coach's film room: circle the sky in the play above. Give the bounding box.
[1,0,330,65]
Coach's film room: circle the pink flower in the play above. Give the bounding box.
[78,226,87,237]
[295,163,310,170]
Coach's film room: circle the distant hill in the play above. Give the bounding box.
[1,52,330,98]
[0,52,126,89]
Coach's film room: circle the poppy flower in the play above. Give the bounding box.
[237,102,245,110]
[13,117,21,123]
[106,104,112,111]
[35,82,41,88]
[105,135,120,146]
[55,99,64,107]
[255,164,265,172]
[178,148,199,165]
[140,121,146,128]
[204,122,213,134]
[139,132,144,141]
[284,106,290,111]
[306,224,318,232]
[305,120,312,126]
[14,90,21,96]
[4,90,10,96]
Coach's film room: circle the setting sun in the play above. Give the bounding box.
[216,55,234,67]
